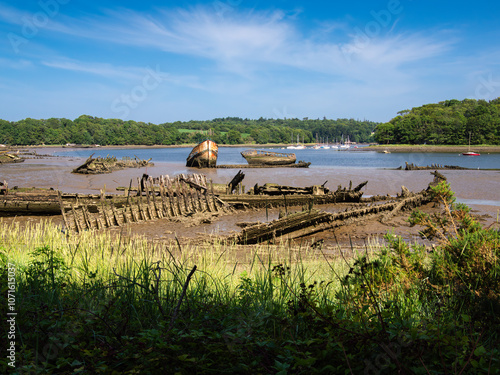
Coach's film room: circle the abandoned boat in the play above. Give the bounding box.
[186,139,218,168]
[241,149,297,165]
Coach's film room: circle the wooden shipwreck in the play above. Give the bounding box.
[241,149,297,165]
[72,154,153,174]
[399,162,468,171]
[186,140,218,168]
[59,174,229,233]
[0,151,24,164]
[227,171,446,244]
[229,187,430,244]
[218,173,368,209]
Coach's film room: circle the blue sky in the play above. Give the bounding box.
[1,0,500,124]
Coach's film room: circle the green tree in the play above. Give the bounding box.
[226,130,242,144]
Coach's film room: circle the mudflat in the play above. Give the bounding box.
[1,148,499,250]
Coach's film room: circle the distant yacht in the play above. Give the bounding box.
[462,132,480,156]
[287,135,306,149]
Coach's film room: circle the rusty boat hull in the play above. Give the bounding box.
[241,149,297,165]
[186,140,218,168]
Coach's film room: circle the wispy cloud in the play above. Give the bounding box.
[29,5,450,78]
[1,2,475,122]
[41,59,146,81]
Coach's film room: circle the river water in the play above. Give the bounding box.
[55,145,500,170]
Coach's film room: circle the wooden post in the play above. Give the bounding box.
[144,179,150,205]
[110,203,121,226]
[57,191,70,231]
[81,204,92,230]
[167,189,176,216]
[181,184,190,213]
[159,185,169,218]
[266,198,269,221]
[189,188,197,212]
[100,202,109,227]
[173,189,181,216]
[71,204,82,233]
[127,179,133,204]
[204,191,212,212]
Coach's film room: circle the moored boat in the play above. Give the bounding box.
[463,132,480,156]
[462,151,480,156]
[186,140,218,168]
[241,149,297,165]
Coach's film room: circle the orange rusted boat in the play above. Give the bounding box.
[186,140,218,168]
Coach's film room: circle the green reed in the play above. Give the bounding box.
[1,200,498,375]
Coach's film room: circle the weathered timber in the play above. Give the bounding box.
[0,153,24,164]
[59,175,229,233]
[0,191,61,214]
[228,170,245,194]
[399,162,468,171]
[72,155,153,174]
[217,161,311,168]
[219,182,365,209]
[250,181,367,197]
[0,180,7,195]
[230,188,430,244]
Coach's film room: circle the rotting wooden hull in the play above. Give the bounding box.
[241,149,296,165]
[217,161,310,168]
[186,140,218,168]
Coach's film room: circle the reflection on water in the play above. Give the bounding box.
[55,146,500,170]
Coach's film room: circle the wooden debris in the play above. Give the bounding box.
[0,180,7,195]
[230,183,432,244]
[216,161,311,168]
[72,154,153,174]
[59,173,229,233]
[399,162,468,170]
[0,152,24,164]
[228,170,245,194]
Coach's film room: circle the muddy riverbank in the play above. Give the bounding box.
[1,150,499,251]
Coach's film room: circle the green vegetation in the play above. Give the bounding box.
[376,98,500,145]
[0,116,376,146]
[1,182,499,373]
[3,97,500,147]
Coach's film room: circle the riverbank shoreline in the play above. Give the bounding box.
[9,143,500,153]
[358,145,500,153]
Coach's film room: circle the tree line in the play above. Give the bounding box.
[3,97,497,146]
[0,115,377,146]
[375,98,500,145]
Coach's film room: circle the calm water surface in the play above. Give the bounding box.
[55,146,500,170]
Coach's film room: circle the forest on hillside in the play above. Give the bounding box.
[0,116,376,146]
[2,98,499,146]
[375,98,500,145]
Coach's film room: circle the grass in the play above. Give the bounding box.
[1,182,499,374]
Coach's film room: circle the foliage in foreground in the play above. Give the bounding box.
[0,182,499,374]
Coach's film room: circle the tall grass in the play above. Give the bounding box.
[1,181,499,374]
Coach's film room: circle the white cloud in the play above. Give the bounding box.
[2,3,482,123]
[30,5,449,79]
[41,59,144,81]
